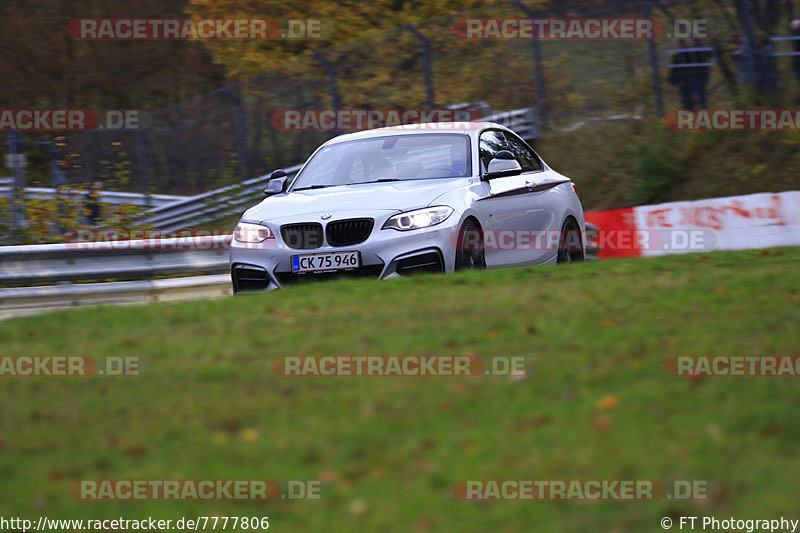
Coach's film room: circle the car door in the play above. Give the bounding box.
[471,129,545,267]
[503,131,566,264]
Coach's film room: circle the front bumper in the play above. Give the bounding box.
[229,214,461,292]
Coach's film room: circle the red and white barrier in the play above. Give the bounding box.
[585,191,800,258]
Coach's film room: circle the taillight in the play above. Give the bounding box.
[571,183,580,198]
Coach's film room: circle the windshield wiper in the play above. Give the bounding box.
[293,184,331,191]
[296,179,405,190]
[348,178,405,185]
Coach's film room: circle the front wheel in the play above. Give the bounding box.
[557,218,585,264]
[455,219,486,270]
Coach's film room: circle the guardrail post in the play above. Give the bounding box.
[220,86,251,179]
[512,0,549,132]
[136,131,151,206]
[642,1,665,116]
[313,51,342,135]
[403,23,436,108]
[5,132,26,239]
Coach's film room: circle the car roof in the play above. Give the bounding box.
[322,121,511,145]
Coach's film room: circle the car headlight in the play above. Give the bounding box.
[234,222,274,243]
[382,206,454,231]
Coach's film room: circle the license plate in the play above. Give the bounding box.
[291,251,360,273]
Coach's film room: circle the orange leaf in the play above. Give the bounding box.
[596,394,619,410]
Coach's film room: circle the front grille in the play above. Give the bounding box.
[281,223,323,249]
[326,218,374,247]
[232,264,271,292]
[275,264,384,285]
[396,251,444,276]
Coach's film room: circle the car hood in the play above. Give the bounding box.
[243,178,467,223]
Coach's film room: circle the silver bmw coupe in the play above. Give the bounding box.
[230,122,585,292]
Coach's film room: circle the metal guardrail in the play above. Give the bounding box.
[0,235,231,285]
[561,113,642,133]
[483,108,537,140]
[771,35,800,57]
[0,274,231,319]
[0,186,187,207]
[143,164,304,230]
[0,235,233,317]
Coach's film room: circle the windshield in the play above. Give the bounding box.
[291,133,472,190]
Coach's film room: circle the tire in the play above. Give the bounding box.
[557,218,585,264]
[455,219,486,270]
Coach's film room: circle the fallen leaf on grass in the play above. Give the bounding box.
[596,394,619,410]
[122,445,148,457]
[349,499,368,516]
[241,428,259,442]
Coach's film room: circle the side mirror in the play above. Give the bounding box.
[264,169,288,196]
[483,150,522,180]
[269,169,287,180]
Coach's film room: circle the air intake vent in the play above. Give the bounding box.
[396,251,444,276]
[232,264,271,292]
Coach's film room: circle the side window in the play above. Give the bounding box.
[478,130,506,171]
[506,133,543,172]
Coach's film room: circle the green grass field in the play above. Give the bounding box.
[1,248,799,532]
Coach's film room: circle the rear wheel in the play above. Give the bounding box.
[455,219,486,270]
[557,218,584,264]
